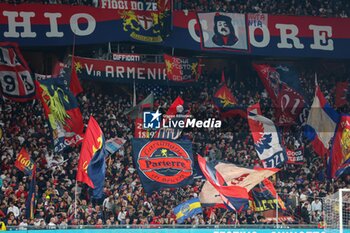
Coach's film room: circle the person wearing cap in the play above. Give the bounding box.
[212,13,238,46]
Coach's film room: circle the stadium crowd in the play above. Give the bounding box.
[0,56,349,229]
[1,0,350,18]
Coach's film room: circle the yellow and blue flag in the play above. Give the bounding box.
[173,198,202,224]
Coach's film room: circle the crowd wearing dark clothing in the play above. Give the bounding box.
[0,60,349,229]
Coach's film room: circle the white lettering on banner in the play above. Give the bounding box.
[70,13,96,36]
[85,64,94,75]
[3,11,36,38]
[44,13,63,37]
[106,65,114,77]
[188,19,210,43]
[249,26,270,48]
[276,24,304,49]
[309,25,334,51]
[126,67,135,79]
[100,65,166,80]
[112,54,141,61]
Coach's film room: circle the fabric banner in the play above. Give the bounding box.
[249,179,286,212]
[0,5,350,59]
[173,198,202,224]
[74,56,167,83]
[0,42,35,102]
[199,162,278,205]
[304,84,339,157]
[247,103,287,168]
[15,147,35,175]
[286,147,304,164]
[132,139,194,194]
[112,53,142,62]
[197,155,250,212]
[329,115,350,179]
[99,0,172,41]
[197,12,248,51]
[36,73,84,153]
[106,137,126,154]
[25,169,36,220]
[213,82,246,118]
[2,5,350,58]
[77,116,108,198]
[163,54,200,82]
[253,64,306,125]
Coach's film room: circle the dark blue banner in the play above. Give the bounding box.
[132,139,194,194]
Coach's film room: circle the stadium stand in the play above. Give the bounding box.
[0,0,350,231]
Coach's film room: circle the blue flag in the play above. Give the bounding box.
[87,134,108,199]
[25,169,36,220]
[173,198,202,223]
[132,139,194,194]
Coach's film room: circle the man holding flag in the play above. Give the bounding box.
[77,116,108,199]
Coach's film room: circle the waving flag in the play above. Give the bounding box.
[199,162,278,206]
[69,56,83,96]
[173,198,202,223]
[335,82,349,108]
[105,137,126,154]
[250,179,286,212]
[197,155,249,212]
[0,42,35,102]
[15,148,35,175]
[247,103,287,168]
[253,64,306,125]
[36,75,84,153]
[25,168,36,220]
[304,84,339,157]
[77,116,107,198]
[329,115,350,179]
[213,82,246,118]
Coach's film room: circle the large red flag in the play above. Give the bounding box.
[76,116,104,188]
[70,56,83,96]
[329,115,350,178]
[15,148,35,175]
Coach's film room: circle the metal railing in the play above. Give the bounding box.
[6,224,320,231]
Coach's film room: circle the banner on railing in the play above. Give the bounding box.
[1,4,350,58]
[73,56,166,83]
[112,53,142,62]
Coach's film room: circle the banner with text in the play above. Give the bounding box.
[74,56,167,83]
[1,5,350,58]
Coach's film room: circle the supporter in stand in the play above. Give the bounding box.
[0,59,349,228]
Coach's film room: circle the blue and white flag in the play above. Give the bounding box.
[105,137,126,154]
[247,103,287,168]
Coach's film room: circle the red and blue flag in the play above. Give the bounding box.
[329,115,350,179]
[197,155,249,212]
[77,116,107,199]
[304,84,339,157]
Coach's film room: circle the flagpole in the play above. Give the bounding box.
[74,180,78,219]
[276,190,279,228]
[133,79,136,107]
[219,209,228,225]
